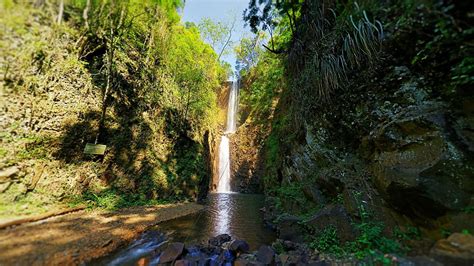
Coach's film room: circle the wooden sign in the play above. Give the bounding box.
[83,143,107,155]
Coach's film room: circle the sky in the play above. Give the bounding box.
[180,0,253,72]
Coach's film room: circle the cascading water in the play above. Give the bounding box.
[217,80,239,193]
[217,136,231,192]
[225,79,239,134]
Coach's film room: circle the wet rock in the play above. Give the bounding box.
[277,215,306,243]
[430,233,474,265]
[159,242,185,263]
[235,259,264,266]
[208,234,232,247]
[229,239,250,254]
[280,240,299,251]
[305,204,356,242]
[256,245,275,265]
[218,249,234,263]
[397,256,442,266]
[278,254,306,265]
[370,106,472,218]
[454,116,474,153]
[174,259,193,266]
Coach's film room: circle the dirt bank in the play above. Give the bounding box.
[0,202,204,265]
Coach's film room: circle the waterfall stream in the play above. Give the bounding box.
[94,79,276,266]
[217,80,239,193]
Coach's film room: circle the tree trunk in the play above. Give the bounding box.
[83,0,91,29]
[57,0,64,25]
[217,19,236,61]
[95,27,114,144]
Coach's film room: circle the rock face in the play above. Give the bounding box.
[258,2,474,256]
[229,122,267,193]
[430,233,474,266]
[369,100,472,218]
[277,215,306,243]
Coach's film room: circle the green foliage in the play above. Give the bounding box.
[290,1,383,112]
[272,240,285,254]
[243,0,303,35]
[441,227,452,238]
[463,205,474,214]
[240,52,285,121]
[309,225,346,256]
[235,33,265,75]
[451,56,474,86]
[69,189,172,210]
[394,226,421,241]
[1,0,225,213]
[350,222,403,260]
[308,190,405,261]
[198,17,235,61]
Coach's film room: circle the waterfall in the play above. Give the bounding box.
[217,136,231,192]
[217,80,239,193]
[225,80,239,134]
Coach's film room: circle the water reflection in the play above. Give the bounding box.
[94,193,276,265]
[215,194,229,235]
[157,193,275,250]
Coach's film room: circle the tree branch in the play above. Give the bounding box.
[262,43,286,54]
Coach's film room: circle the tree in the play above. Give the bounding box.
[57,0,64,24]
[243,0,303,53]
[198,17,236,61]
[235,32,264,75]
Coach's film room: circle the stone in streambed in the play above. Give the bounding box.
[174,259,193,266]
[229,239,250,254]
[235,259,264,266]
[256,245,275,265]
[208,234,232,247]
[159,242,185,263]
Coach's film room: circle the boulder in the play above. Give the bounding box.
[369,104,472,218]
[256,245,275,265]
[305,204,356,243]
[430,233,474,266]
[159,242,185,263]
[229,239,250,254]
[208,234,232,247]
[277,215,306,243]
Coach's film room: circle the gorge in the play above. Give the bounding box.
[0,0,473,265]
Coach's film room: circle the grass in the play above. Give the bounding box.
[0,188,66,220]
[67,189,176,211]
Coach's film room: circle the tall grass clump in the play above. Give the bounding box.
[288,1,383,118]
